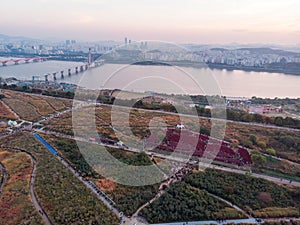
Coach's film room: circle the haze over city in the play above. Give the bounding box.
[1,0,300,44]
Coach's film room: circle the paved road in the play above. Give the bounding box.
[0,162,7,194]
[152,218,259,225]
[201,163,300,187]
[152,217,300,225]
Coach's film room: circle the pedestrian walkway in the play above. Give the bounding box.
[152,218,258,225]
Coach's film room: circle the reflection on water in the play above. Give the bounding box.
[0,61,299,98]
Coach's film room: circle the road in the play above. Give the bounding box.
[201,162,300,187]
[151,217,300,225]
[0,162,7,194]
[284,110,300,120]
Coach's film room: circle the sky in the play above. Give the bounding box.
[1,0,300,44]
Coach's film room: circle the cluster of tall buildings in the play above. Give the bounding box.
[0,39,117,55]
[195,48,300,67]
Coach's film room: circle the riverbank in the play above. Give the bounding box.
[207,63,300,76]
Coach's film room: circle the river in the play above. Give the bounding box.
[0,60,299,98]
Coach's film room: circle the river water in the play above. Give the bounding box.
[0,60,299,98]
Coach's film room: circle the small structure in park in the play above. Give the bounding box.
[176,124,185,129]
[7,120,18,127]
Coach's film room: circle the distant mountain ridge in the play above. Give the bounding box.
[0,33,36,40]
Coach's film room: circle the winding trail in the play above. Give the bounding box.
[0,162,7,194]
[1,147,52,225]
[29,155,52,225]
[206,192,252,218]
[132,179,173,218]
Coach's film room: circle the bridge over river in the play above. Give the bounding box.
[41,60,105,82]
[0,57,49,66]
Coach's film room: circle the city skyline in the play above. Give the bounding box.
[0,0,300,44]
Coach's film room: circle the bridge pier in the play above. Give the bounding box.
[61,71,64,79]
[68,69,71,76]
[53,73,57,81]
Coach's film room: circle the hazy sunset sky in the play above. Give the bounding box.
[1,0,300,44]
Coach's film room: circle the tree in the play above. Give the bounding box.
[244,140,253,148]
[266,148,276,156]
[257,192,273,204]
[249,134,257,145]
[274,117,283,126]
[251,153,267,165]
[200,126,210,136]
[258,141,267,149]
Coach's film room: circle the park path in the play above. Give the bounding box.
[132,179,173,218]
[206,192,252,218]
[151,217,300,225]
[0,162,7,194]
[29,154,52,225]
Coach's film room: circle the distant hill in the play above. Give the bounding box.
[0,34,41,43]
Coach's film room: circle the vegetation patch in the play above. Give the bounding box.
[0,100,18,120]
[184,169,300,218]
[0,149,43,225]
[40,133,160,217]
[1,90,71,122]
[140,182,246,224]
[0,133,119,225]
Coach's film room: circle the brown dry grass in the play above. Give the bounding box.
[1,90,72,122]
[96,179,116,191]
[0,101,18,120]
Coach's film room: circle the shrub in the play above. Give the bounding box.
[266,148,276,156]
